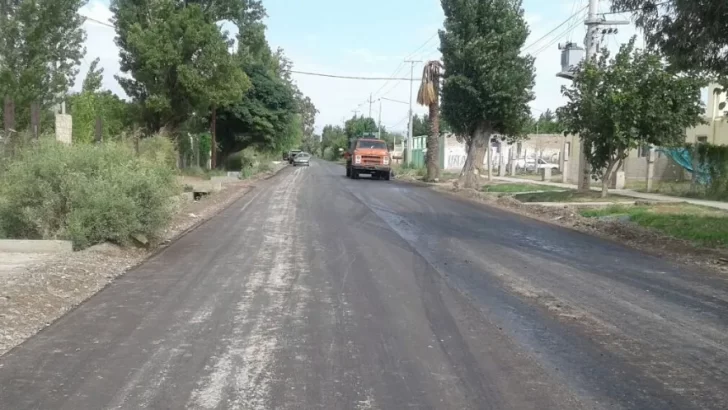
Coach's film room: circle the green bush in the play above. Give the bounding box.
[138,134,178,169]
[224,149,255,171]
[0,139,179,249]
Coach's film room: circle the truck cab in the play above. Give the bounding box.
[345,138,391,180]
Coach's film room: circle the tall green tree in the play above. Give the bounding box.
[297,95,318,141]
[344,115,377,142]
[0,0,86,128]
[440,0,535,188]
[69,60,132,143]
[111,0,250,133]
[526,109,563,134]
[82,58,104,93]
[216,62,297,156]
[611,1,728,87]
[412,113,450,137]
[321,124,347,159]
[558,38,705,197]
[411,114,429,137]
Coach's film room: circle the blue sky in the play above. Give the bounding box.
[80,0,644,133]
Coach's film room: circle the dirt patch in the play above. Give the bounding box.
[0,165,286,356]
[424,181,728,274]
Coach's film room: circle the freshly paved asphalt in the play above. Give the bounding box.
[1,159,727,409]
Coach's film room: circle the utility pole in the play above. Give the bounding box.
[368,93,374,118]
[577,0,600,191]
[405,60,421,165]
[377,98,382,140]
[576,0,628,191]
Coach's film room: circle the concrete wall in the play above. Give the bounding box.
[686,120,728,145]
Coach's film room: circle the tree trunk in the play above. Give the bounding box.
[487,137,493,181]
[601,158,621,198]
[210,105,217,169]
[459,125,488,189]
[425,101,440,182]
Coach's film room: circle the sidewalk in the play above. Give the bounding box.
[494,176,728,211]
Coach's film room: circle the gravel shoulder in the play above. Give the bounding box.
[0,165,285,356]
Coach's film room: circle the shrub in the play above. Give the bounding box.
[138,134,178,169]
[224,149,255,171]
[0,139,179,249]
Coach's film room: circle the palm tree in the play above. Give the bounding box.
[417,60,444,181]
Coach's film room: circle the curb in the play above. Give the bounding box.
[0,239,73,254]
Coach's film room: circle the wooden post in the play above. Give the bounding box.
[95,117,103,143]
[210,105,217,169]
[30,102,40,139]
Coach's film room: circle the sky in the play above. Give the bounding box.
[78,0,651,134]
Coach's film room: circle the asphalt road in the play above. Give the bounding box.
[1,159,727,410]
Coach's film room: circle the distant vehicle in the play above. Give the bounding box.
[287,149,302,164]
[534,158,559,170]
[345,138,390,180]
[516,158,559,172]
[292,152,311,166]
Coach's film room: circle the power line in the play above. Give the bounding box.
[531,12,586,57]
[289,70,414,81]
[370,33,438,100]
[381,97,408,105]
[84,16,114,28]
[524,5,588,52]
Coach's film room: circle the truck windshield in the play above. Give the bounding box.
[358,141,387,150]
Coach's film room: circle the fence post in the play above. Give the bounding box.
[95,116,103,143]
[30,102,40,139]
[646,144,655,192]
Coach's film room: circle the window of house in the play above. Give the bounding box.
[697,135,708,143]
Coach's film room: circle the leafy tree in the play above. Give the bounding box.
[321,124,347,158]
[297,95,318,141]
[82,58,104,93]
[412,114,429,137]
[300,132,321,156]
[526,109,563,134]
[417,60,444,181]
[111,0,250,133]
[216,62,297,156]
[69,60,133,143]
[0,0,86,128]
[611,1,728,87]
[344,115,377,142]
[558,38,705,197]
[440,0,535,188]
[412,113,450,137]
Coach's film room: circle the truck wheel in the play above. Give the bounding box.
[352,169,359,179]
[384,172,391,181]
[346,167,351,178]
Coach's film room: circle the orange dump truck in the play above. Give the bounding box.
[345,138,391,180]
